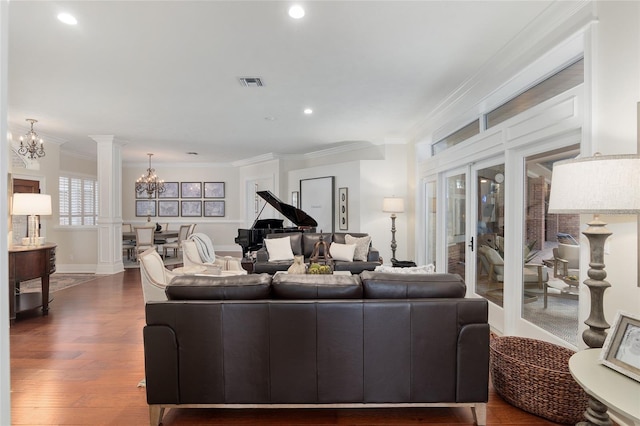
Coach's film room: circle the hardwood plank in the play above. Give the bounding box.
[10,269,562,425]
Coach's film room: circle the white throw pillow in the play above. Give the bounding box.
[329,242,356,262]
[265,236,294,261]
[345,234,371,261]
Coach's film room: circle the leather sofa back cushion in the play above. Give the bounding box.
[272,273,363,299]
[302,233,333,258]
[166,273,272,300]
[360,271,466,299]
[332,232,368,245]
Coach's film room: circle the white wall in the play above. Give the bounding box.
[588,1,640,335]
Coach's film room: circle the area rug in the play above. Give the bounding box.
[20,274,99,293]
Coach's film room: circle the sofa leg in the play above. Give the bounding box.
[149,405,164,426]
[472,403,487,425]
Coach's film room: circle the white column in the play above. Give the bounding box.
[91,135,125,274]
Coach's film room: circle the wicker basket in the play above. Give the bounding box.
[490,336,588,424]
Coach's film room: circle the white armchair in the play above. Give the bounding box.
[182,239,246,275]
[138,248,179,303]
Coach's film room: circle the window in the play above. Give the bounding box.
[432,119,480,156]
[59,175,98,226]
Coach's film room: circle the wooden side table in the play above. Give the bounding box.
[8,243,57,323]
[569,349,640,425]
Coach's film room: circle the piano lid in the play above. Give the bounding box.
[256,190,318,227]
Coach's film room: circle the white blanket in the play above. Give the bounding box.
[189,233,216,263]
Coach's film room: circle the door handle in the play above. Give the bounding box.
[468,236,474,251]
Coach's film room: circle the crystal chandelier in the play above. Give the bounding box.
[135,153,166,198]
[18,118,46,159]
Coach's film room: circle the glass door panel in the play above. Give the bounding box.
[522,148,580,346]
[446,174,466,280]
[425,180,437,268]
[475,164,505,307]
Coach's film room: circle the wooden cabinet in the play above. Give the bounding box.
[8,243,57,323]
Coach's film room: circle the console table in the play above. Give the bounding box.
[8,243,57,323]
[569,348,640,425]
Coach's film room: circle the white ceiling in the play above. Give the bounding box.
[8,1,556,164]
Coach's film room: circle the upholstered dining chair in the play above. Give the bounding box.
[138,248,179,303]
[134,227,156,261]
[162,224,191,258]
[182,239,246,275]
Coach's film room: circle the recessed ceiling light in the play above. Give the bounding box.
[303,108,313,115]
[264,116,277,121]
[57,12,77,25]
[288,5,305,19]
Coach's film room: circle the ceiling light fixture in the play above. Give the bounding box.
[135,153,166,198]
[304,108,313,115]
[18,118,45,160]
[57,12,77,25]
[288,5,305,19]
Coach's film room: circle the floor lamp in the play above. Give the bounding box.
[548,154,640,426]
[12,193,53,246]
[383,197,404,262]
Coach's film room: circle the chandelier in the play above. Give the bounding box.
[135,153,166,198]
[18,118,46,159]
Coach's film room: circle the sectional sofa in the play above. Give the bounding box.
[143,271,490,425]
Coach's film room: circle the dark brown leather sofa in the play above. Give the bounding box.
[254,232,382,274]
[143,271,489,426]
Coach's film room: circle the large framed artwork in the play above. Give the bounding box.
[204,182,225,198]
[158,182,179,198]
[158,200,179,217]
[136,200,156,217]
[181,182,202,198]
[204,200,225,217]
[181,200,202,217]
[300,176,334,233]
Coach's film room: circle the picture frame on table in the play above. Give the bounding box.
[181,200,202,217]
[158,200,179,217]
[158,182,179,198]
[204,182,225,198]
[180,182,202,198]
[204,200,225,217]
[600,311,640,382]
[338,187,348,230]
[135,200,156,217]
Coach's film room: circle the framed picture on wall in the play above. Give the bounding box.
[181,200,202,217]
[291,191,299,208]
[158,200,179,217]
[181,182,202,198]
[204,200,225,217]
[204,182,225,198]
[300,176,334,233]
[135,200,156,217]
[338,187,348,230]
[159,182,179,198]
[135,185,151,199]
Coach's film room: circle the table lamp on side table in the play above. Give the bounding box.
[382,197,404,262]
[548,153,640,426]
[12,193,52,246]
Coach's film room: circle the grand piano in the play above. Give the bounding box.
[235,190,317,257]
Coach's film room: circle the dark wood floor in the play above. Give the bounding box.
[10,269,560,425]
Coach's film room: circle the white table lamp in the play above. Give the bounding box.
[12,193,52,246]
[383,197,405,261]
[548,154,640,349]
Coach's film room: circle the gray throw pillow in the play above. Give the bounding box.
[345,234,371,261]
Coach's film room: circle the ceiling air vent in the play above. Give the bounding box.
[239,77,264,87]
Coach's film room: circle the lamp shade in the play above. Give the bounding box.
[12,193,52,215]
[383,197,405,213]
[548,154,640,214]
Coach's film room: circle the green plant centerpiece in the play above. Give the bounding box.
[308,263,332,274]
